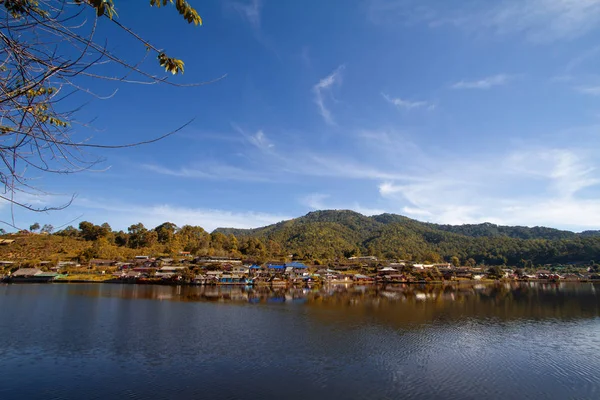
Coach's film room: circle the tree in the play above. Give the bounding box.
[155,222,178,244]
[29,222,40,232]
[56,225,78,237]
[41,224,54,234]
[79,221,109,241]
[0,0,218,223]
[487,266,504,280]
[451,256,460,268]
[127,222,147,249]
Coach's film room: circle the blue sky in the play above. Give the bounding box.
[7,0,600,232]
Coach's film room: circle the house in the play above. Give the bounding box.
[378,266,398,275]
[381,274,406,283]
[0,260,15,268]
[155,266,186,279]
[57,261,79,268]
[348,256,378,262]
[219,273,245,284]
[11,268,42,277]
[536,270,553,279]
[287,261,308,270]
[353,274,374,282]
[412,264,435,270]
[326,273,354,283]
[116,262,133,270]
[121,270,142,279]
[194,256,242,264]
[454,267,473,279]
[89,259,117,268]
[232,265,249,274]
[9,268,58,282]
[389,262,406,268]
[267,263,286,271]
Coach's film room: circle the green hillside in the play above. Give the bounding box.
[216,210,600,265]
[3,210,600,268]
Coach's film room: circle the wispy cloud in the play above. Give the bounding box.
[368,0,600,43]
[451,74,511,90]
[301,193,330,210]
[141,163,273,182]
[575,85,600,96]
[313,65,345,125]
[231,0,262,29]
[248,130,274,150]
[382,93,433,110]
[232,124,275,152]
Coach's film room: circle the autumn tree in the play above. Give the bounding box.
[0,0,219,225]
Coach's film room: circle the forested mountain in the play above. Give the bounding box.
[215,210,600,265]
[8,210,600,268]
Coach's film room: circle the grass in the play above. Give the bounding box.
[56,273,114,282]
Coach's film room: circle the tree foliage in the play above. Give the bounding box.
[0,0,215,224]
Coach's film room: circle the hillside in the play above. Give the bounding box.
[2,210,600,268]
[215,210,600,265]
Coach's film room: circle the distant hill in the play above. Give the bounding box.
[215,209,600,265]
[216,210,584,240]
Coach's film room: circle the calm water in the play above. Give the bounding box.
[1,282,599,399]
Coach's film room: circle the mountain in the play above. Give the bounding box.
[215,210,600,265]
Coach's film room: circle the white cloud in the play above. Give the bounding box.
[369,0,600,43]
[376,146,600,229]
[301,193,330,210]
[313,65,345,125]
[451,74,511,90]
[382,93,432,110]
[231,124,275,152]
[483,0,600,43]
[248,130,274,150]
[231,0,262,29]
[141,163,272,182]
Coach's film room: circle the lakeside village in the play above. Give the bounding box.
[2,254,599,285]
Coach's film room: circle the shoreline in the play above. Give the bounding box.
[2,278,595,286]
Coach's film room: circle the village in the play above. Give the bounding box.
[1,253,597,285]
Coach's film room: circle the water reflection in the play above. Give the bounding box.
[65,282,600,323]
[1,282,600,400]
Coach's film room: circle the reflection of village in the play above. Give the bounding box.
[2,254,598,284]
[98,281,600,320]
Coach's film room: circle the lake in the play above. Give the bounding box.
[1,282,599,399]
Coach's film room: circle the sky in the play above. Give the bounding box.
[6,0,600,232]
